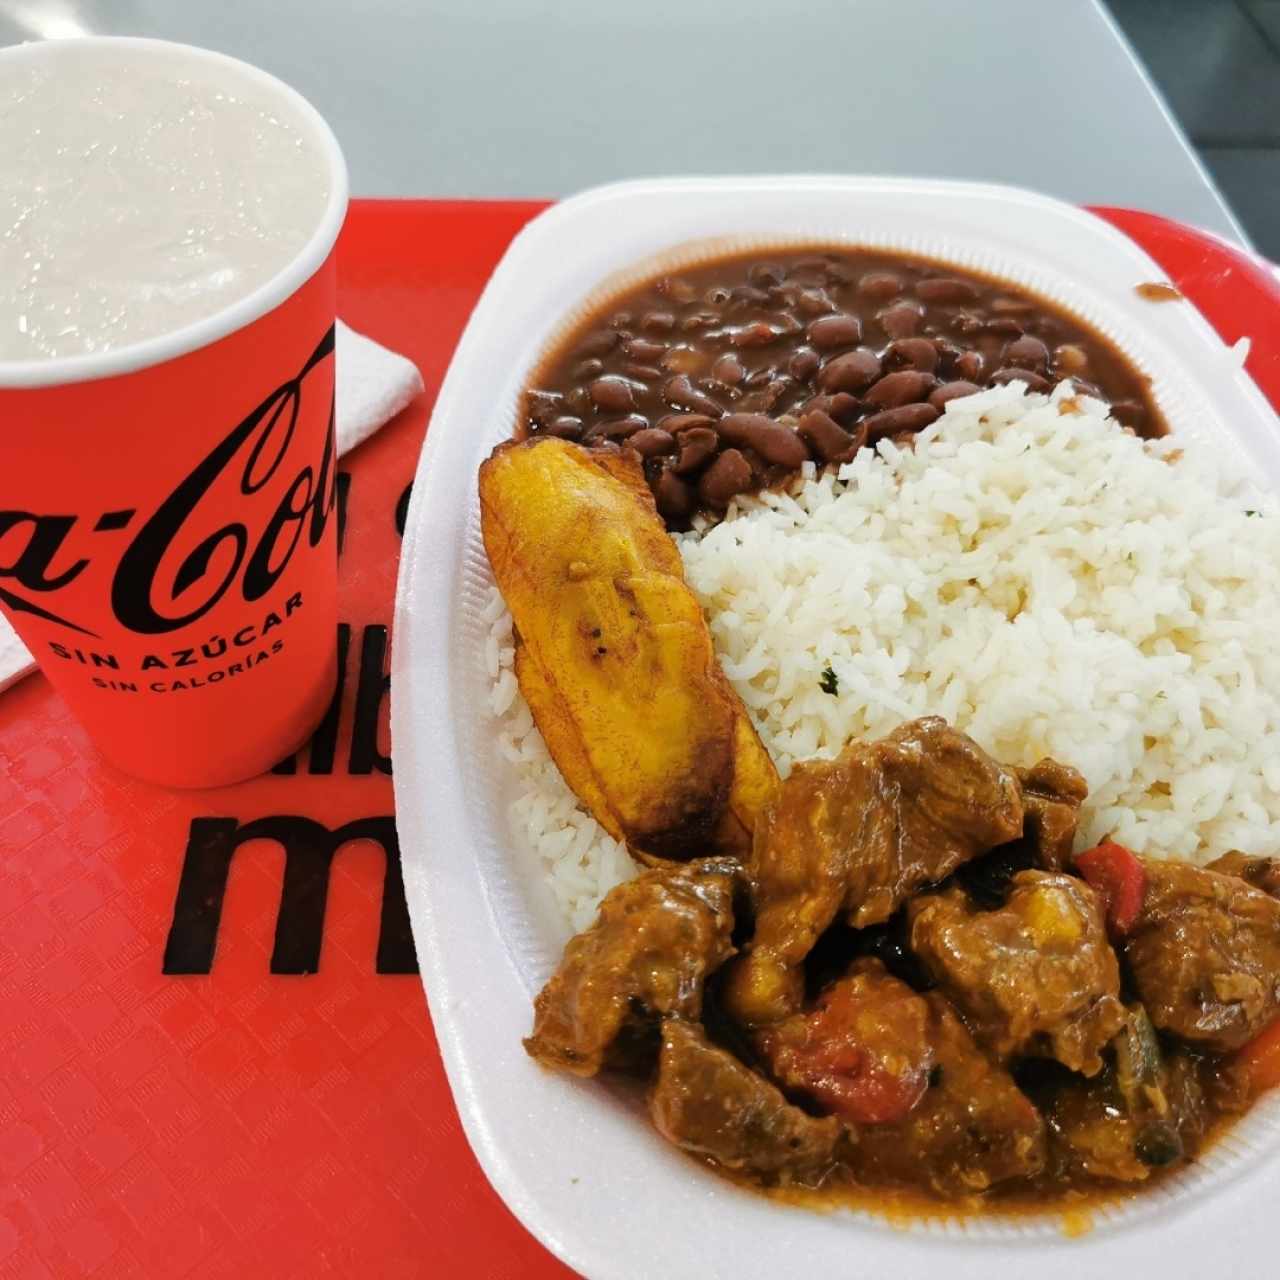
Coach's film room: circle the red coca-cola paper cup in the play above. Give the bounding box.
[0,40,348,788]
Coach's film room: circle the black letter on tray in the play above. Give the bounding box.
[348,624,391,776]
[163,814,418,975]
[272,621,351,775]
[335,470,352,558]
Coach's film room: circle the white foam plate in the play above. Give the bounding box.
[391,176,1280,1280]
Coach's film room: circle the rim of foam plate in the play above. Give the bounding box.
[0,37,349,389]
[456,232,1280,1241]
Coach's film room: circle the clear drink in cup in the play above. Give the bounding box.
[0,38,348,787]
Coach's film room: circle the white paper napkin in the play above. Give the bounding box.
[0,320,423,694]
[0,620,28,696]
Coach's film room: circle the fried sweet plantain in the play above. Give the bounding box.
[713,701,780,859]
[480,436,776,859]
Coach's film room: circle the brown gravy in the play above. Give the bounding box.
[722,1105,1241,1231]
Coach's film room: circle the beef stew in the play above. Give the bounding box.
[525,718,1280,1219]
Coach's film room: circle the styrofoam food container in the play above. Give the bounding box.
[391,176,1280,1280]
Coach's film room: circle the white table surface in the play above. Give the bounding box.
[0,0,1250,245]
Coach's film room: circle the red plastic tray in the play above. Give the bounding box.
[1,199,1276,1280]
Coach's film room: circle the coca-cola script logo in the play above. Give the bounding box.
[0,327,336,638]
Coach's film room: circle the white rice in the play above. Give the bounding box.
[485,383,1280,930]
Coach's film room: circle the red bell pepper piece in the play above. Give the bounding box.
[1075,840,1147,935]
[1235,1016,1280,1096]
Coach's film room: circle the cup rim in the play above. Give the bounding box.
[0,35,349,389]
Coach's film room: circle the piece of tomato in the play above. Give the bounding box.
[1235,1016,1280,1096]
[766,978,932,1126]
[1075,840,1147,935]
[800,1054,929,1126]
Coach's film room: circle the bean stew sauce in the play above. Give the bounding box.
[520,248,1160,526]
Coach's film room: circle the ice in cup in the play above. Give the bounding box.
[0,38,349,787]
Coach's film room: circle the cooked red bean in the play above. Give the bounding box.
[988,367,1052,392]
[1110,399,1146,428]
[953,350,984,382]
[1004,334,1050,370]
[698,448,754,507]
[673,426,720,474]
[583,413,649,441]
[929,380,982,411]
[857,271,902,300]
[807,313,863,350]
[916,277,981,304]
[1054,343,1090,376]
[803,392,862,424]
[576,329,619,358]
[798,409,862,463]
[827,392,861,423]
[748,262,786,287]
[878,302,925,339]
[885,338,939,373]
[729,284,771,307]
[732,321,784,348]
[865,369,936,409]
[627,427,677,458]
[931,339,963,371]
[589,376,637,412]
[817,348,881,393]
[717,413,810,467]
[681,311,721,332]
[789,348,820,381]
[546,415,585,438]
[653,467,694,520]
[624,337,667,363]
[710,353,746,385]
[863,402,940,440]
[663,374,724,417]
[797,288,835,315]
[659,412,718,434]
[623,363,664,383]
[527,390,563,424]
[982,317,1024,338]
[642,310,676,333]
